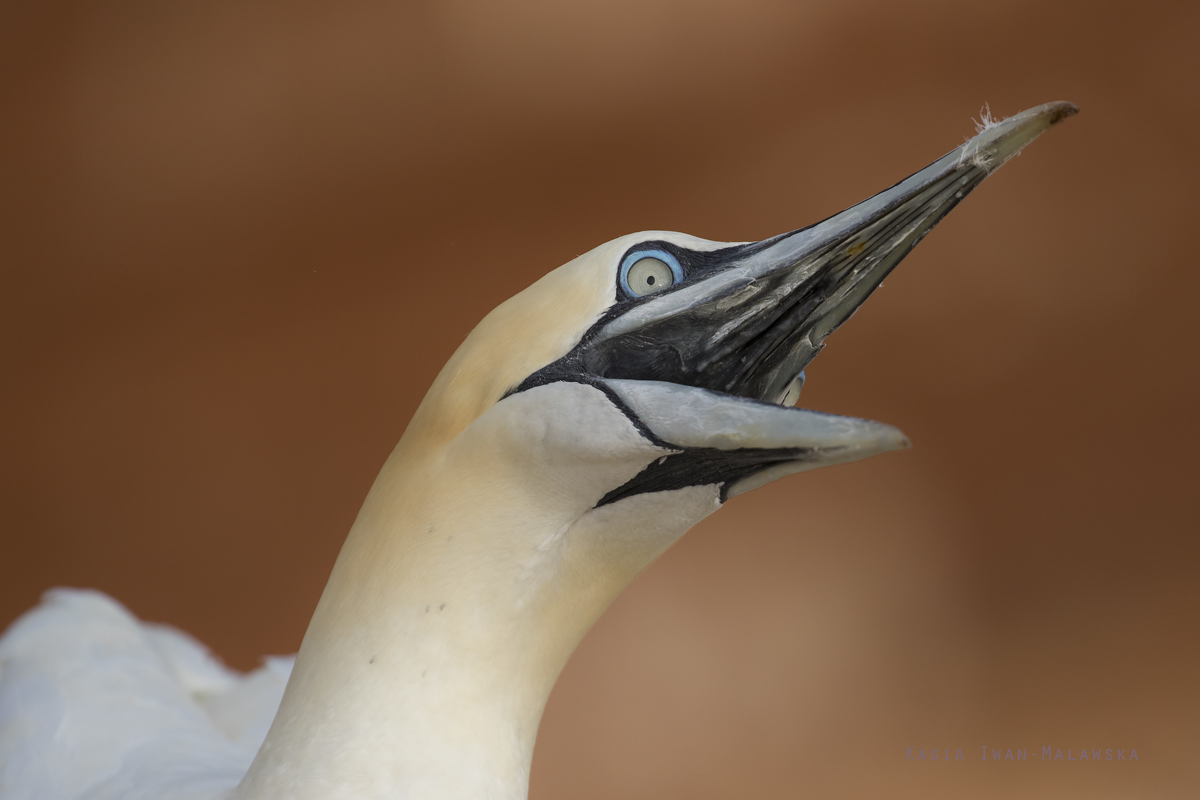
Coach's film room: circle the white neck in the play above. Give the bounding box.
[232,382,721,800]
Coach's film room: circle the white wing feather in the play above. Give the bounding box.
[0,589,292,800]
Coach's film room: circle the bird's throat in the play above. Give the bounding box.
[232,415,719,800]
[232,459,563,800]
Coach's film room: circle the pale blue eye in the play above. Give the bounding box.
[619,249,684,297]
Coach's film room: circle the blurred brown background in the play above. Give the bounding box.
[2,0,1197,797]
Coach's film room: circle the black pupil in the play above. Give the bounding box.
[646,275,656,286]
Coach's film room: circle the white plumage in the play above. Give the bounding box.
[0,590,291,800]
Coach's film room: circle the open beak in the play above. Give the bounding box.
[583,102,1078,502]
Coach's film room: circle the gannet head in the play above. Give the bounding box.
[242,103,1076,800]
[372,102,1077,614]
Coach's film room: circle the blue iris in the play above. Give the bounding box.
[619,249,684,298]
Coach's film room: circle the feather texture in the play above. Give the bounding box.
[0,589,292,800]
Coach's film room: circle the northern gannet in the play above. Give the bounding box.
[0,102,1076,800]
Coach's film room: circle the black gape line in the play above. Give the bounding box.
[512,372,844,506]
[596,446,813,507]
[582,377,820,506]
[505,372,811,506]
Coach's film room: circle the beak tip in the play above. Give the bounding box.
[967,100,1080,172]
[862,422,910,454]
[1047,101,1081,125]
[881,427,911,452]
